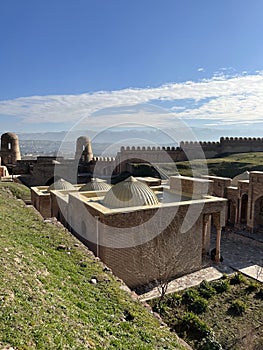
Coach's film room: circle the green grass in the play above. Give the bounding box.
[157,152,263,178]
[0,181,31,201]
[0,183,185,349]
[149,275,263,350]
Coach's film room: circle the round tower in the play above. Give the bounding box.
[75,136,93,162]
[1,132,21,165]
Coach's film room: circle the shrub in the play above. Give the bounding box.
[188,296,208,314]
[245,282,258,294]
[182,289,200,305]
[255,288,263,300]
[199,334,223,350]
[199,280,216,299]
[176,312,222,350]
[212,279,230,293]
[228,299,247,316]
[230,273,246,285]
[178,312,210,340]
[165,293,182,308]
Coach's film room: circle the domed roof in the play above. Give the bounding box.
[1,132,18,139]
[76,135,91,143]
[232,171,250,186]
[103,176,159,209]
[48,178,75,192]
[79,178,111,192]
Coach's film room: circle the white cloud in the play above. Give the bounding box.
[0,72,263,129]
[197,67,204,72]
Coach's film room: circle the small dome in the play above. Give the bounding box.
[232,171,250,186]
[79,178,111,192]
[103,176,159,209]
[1,132,18,140]
[48,178,75,192]
[77,136,90,142]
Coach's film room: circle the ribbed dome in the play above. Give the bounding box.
[48,178,75,192]
[79,178,111,192]
[103,176,159,209]
[232,171,250,186]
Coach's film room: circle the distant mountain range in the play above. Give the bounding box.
[17,124,262,157]
[17,125,263,143]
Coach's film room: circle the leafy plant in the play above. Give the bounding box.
[165,293,182,308]
[199,280,216,299]
[212,279,230,293]
[176,312,222,350]
[255,288,263,300]
[188,296,208,314]
[182,289,199,305]
[228,299,247,316]
[245,281,258,294]
[182,287,208,314]
[230,273,246,285]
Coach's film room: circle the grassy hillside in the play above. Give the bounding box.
[157,152,263,178]
[0,183,185,350]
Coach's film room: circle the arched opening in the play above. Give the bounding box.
[240,194,248,224]
[227,199,236,224]
[45,177,55,186]
[8,142,12,150]
[45,176,60,186]
[254,196,263,229]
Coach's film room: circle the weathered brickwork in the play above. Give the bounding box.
[65,189,226,289]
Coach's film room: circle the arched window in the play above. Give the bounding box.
[254,196,263,229]
[241,194,248,223]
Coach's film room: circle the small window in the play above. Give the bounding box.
[8,142,11,150]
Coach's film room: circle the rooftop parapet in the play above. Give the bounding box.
[170,176,213,196]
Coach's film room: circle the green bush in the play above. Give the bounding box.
[245,281,258,294]
[228,299,247,316]
[188,296,208,314]
[182,287,209,314]
[165,293,182,308]
[178,312,210,340]
[230,273,246,285]
[199,280,216,299]
[182,289,200,305]
[212,279,230,293]
[177,312,222,350]
[255,288,263,300]
[199,334,223,350]
[221,273,228,280]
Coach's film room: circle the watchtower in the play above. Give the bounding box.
[0,132,21,165]
[75,136,93,162]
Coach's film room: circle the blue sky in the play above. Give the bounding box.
[1,0,263,136]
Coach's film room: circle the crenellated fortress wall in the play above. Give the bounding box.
[219,136,263,153]
[116,137,263,169]
[2,132,263,185]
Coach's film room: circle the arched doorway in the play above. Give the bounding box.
[227,199,236,225]
[240,194,248,224]
[254,196,263,229]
